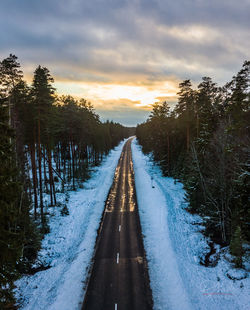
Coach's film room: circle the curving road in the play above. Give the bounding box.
[82,137,153,310]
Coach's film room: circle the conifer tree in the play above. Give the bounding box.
[136,60,250,253]
[31,66,55,221]
[0,54,23,126]
[175,80,195,152]
[0,100,23,305]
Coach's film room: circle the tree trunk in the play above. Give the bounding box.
[37,118,43,218]
[196,114,200,138]
[167,133,170,174]
[187,124,190,152]
[71,140,75,189]
[48,149,55,206]
[30,142,38,218]
[43,148,49,193]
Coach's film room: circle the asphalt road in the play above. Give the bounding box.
[82,138,153,310]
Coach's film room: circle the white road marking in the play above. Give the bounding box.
[119,225,121,232]
[115,303,118,310]
[117,253,119,264]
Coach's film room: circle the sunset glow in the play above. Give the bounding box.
[54,80,179,109]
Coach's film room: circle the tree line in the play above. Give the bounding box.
[0,54,131,307]
[136,61,249,268]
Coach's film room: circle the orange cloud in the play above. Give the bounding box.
[53,77,179,110]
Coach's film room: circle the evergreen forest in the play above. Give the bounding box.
[136,61,250,268]
[0,54,249,308]
[0,54,131,307]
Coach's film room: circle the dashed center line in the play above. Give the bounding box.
[119,225,121,232]
[117,253,119,264]
[115,303,118,310]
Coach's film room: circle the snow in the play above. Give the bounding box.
[15,138,249,310]
[15,139,127,310]
[131,139,250,310]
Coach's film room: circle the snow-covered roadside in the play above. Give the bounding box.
[15,139,127,310]
[132,139,249,310]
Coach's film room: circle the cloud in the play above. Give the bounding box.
[0,0,249,125]
[96,99,151,126]
[54,79,180,108]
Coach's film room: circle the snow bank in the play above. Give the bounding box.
[15,139,127,310]
[132,139,249,310]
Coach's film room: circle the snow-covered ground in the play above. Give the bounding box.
[132,139,250,310]
[15,139,127,310]
[15,138,249,310]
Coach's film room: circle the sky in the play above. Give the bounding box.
[0,0,249,126]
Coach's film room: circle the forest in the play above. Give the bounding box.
[0,54,249,308]
[0,54,131,306]
[136,61,250,268]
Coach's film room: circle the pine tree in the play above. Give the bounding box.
[0,54,23,126]
[31,66,55,223]
[227,60,250,126]
[0,100,22,306]
[175,80,196,152]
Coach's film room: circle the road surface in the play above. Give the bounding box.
[82,138,153,310]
